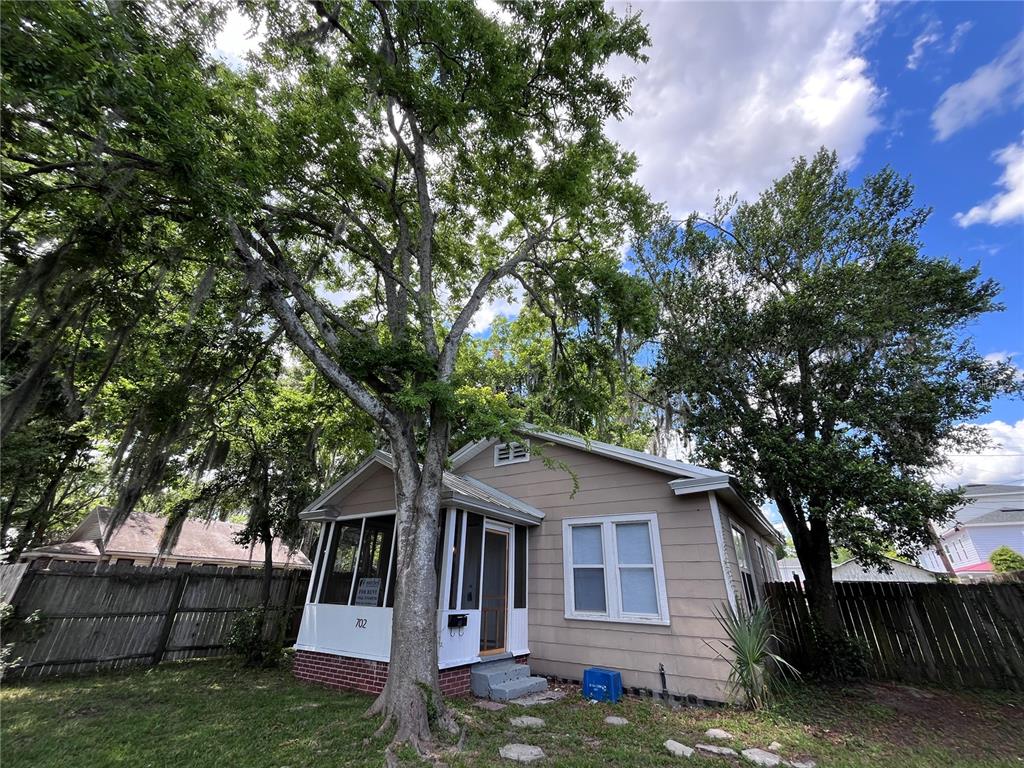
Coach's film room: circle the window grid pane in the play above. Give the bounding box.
[573,567,607,612]
[619,566,658,615]
[615,522,653,565]
[571,525,603,565]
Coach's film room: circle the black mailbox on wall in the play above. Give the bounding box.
[447,613,468,629]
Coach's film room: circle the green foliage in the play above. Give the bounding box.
[710,602,799,710]
[642,149,1021,634]
[990,545,1024,574]
[456,307,657,449]
[804,631,869,683]
[227,607,284,668]
[0,603,45,679]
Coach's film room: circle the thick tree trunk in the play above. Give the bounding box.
[367,420,452,752]
[260,523,274,612]
[797,538,844,640]
[791,515,844,639]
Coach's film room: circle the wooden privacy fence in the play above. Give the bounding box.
[766,580,1024,690]
[1,560,309,680]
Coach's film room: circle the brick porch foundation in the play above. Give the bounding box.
[293,649,528,696]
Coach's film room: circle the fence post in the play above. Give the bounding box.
[151,572,189,665]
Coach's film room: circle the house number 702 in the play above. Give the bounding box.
[354,618,368,629]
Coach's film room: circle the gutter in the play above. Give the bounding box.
[668,476,783,543]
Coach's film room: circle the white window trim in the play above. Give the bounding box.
[561,512,671,626]
[494,439,530,466]
[731,521,760,609]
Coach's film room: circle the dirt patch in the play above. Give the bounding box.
[825,683,1024,760]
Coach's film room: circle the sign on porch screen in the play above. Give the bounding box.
[354,577,382,606]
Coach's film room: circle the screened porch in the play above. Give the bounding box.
[294,454,542,669]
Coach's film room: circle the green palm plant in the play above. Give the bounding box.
[709,602,799,709]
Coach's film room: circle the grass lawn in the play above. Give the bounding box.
[2,658,1022,767]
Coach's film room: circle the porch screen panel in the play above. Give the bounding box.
[461,513,484,609]
[320,519,362,604]
[434,509,448,604]
[352,515,395,607]
[514,525,527,609]
[447,511,463,610]
[308,523,333,603]
[385,526,399,608]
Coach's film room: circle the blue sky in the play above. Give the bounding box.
[602,1,1024,486]
[854,2,1022,422]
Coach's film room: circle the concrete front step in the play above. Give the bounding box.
[470,656,548,701]
[471,661,530,696]
[490,675,548,702]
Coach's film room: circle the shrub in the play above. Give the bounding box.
[806,630,869,683]
[228,607,284,668]
[710,602,799,709]
[1,602,45,679]
[990,545,1024,574]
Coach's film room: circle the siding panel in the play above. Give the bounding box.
[460,441,735,701]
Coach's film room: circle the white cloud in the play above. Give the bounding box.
[932,32,1024,141]
[469,284,524,335]
[948,21,974,54]
[954,134,1024,227]
[907,20,942,71]
[606,1,884,218]
[933,420,1024,488]
[984,351,1024,384]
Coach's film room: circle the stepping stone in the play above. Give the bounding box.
[704,728,734,740]
[513,690,566,707]
[696,744,739,757]
[604,716,629,726]
[790,761,817,768]
[664,740,695,758]
[768,742,783,752]
[742,748,785,767]
[510,715,545,728]
[475,700,507,711]
[499,743,545,763]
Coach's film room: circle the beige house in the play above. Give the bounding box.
[292,428,781,703]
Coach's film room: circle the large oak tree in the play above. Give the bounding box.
[641,150,1020,667]
[5,0,656,749]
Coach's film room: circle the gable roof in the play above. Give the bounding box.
[778,555,941,579]
[449,426,727,480]
[450,428,781,542]
[24,509,311,568]
[962,484,1024,497]
[965,507,1024,526]
[832,555,939,577]
[298,450,544,526]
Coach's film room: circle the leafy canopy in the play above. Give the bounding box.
[642,149,1020,568]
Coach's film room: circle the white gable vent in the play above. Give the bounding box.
[494,440,530,466]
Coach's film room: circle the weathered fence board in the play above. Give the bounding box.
[766,580,1024,690]
[1,560,309,680]
[0,562,28,602]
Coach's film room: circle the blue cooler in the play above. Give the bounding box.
[581,667,623,703]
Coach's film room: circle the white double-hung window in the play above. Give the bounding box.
[562,512,670,625]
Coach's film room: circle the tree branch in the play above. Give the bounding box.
[229,219,392,428]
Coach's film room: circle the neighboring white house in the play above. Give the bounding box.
[776,555,941,584]
[918,484,1024,580]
